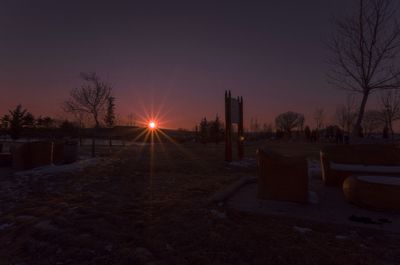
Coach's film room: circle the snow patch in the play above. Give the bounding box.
[14,158,100,177]
[0,223,12,230]
[210,209,227,219]
[308,191,319,204]
[293,226,312,234]
[358,175,400,185]
[308,159,322,178]
[335,235,350,240]
[228,158,256,168]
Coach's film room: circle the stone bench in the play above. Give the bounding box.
[257,149,308,203]
[320,144,400,186]
[343,175,400,211]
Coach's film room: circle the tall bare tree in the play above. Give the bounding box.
[380,89,400,138]
[64,72,112,157]
[327,0,400,136]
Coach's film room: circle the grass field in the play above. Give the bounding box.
[0,141,399,265]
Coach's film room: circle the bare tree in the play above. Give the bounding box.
[380,89,400,138]
[250,117,260,133]
[262,122,273,134]
[362,109,385,136]
[314,108,325,130]
[334,95,358,134]
[64,72,112,157]
[70,111,89,147]
[275,111,305,136]
[327,0,400,136]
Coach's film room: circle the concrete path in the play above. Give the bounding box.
[227,179,400,234]
[0,167,14,178]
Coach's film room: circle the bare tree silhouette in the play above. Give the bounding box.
[275,111,305,136]
[379,89,400,138]
[327,0,400,137]
[334,95,358,134]
[362,109,385,136]
[314,108,325,130]
[64,72,112,157]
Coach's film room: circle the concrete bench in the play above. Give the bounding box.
[320,144,400,186]
[343,175,400,211]
[257,149,308,203]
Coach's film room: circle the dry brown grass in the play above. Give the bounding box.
[0,141,399,265]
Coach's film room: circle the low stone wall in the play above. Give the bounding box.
[6,140,79,170]
[0,153,12,167]
[63,142,78,164]
[52,141,65,165]
[12,142,53,170]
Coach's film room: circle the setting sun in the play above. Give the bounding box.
[148,121,157,129]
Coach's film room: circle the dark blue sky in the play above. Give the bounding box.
[1,0,374,129]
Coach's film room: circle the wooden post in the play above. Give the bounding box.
[225,90,232,162]
[238,96,244,160]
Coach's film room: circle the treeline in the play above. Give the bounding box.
[0,104,146,144]
[195,116,224,144]
[195,107,395,144]
[1,72,119,157]
[0,104,82,140]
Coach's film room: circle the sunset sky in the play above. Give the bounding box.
[0,0,384,129]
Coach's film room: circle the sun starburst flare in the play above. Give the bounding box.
[148,121,157,130]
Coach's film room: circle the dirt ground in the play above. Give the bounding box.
[0,140,399,265]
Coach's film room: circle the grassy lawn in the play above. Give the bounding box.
[0,141,399,265]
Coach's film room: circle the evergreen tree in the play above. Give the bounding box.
[41,116,55,129]
[23,112,35,128]
[304,126,311,142]
[8,104,28,140]
[210,115,222,144]
[1,114,10,129]
[199,117,208,144]
[60,120,77,135]
[104,96,116,146]
[104,96,116,128]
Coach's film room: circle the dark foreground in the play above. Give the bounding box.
[1,142,399,265]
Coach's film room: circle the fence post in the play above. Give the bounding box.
[225,90,232,162]
[238,96,244,160]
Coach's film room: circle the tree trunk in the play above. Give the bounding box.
[92,118,99,158]
[389,121,394,139]
[352,92,369,138]
[78,126,82,147]
[91,136,95,157]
